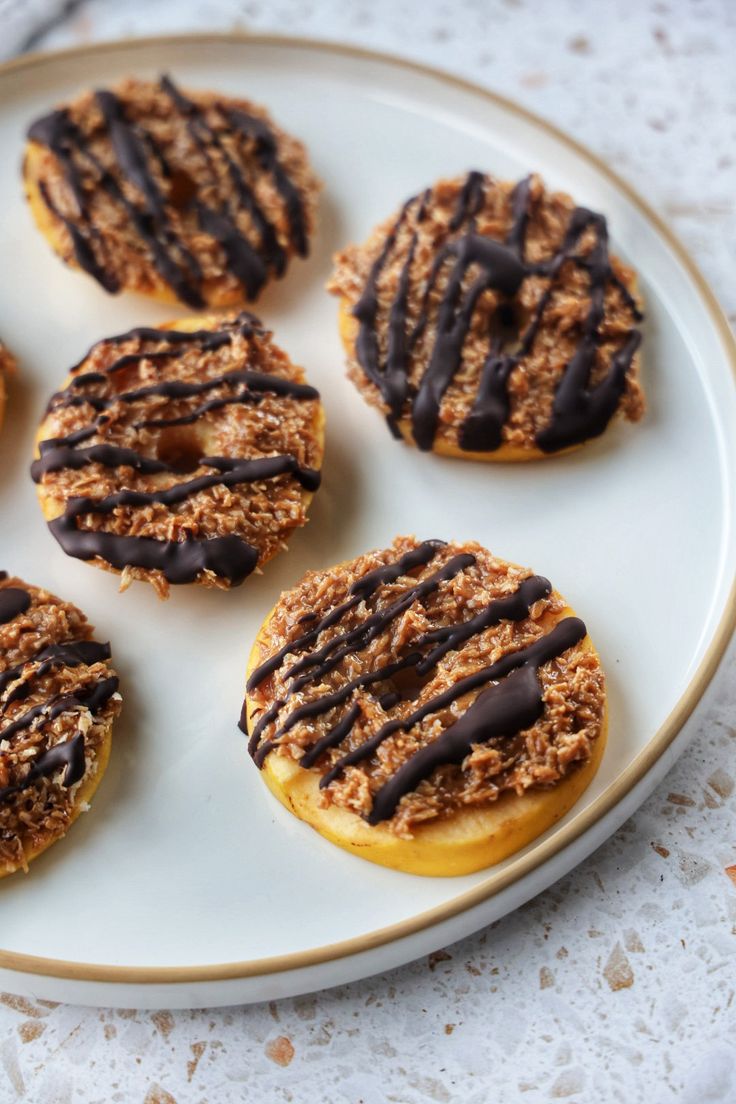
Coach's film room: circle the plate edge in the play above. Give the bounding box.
[0,29,734,985]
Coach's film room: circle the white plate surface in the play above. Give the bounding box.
[0,35,734,1009]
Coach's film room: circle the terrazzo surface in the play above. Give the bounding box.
[0,1,735,1101]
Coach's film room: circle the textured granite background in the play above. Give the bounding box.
[0,1,735,1101]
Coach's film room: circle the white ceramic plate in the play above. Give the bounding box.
[0,34,734,1010]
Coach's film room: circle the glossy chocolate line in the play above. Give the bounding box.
[87,319,248,358]
[95,99,206,308]
[457,179,535,451]
[42,324,308,460]
[247,544,453,750]
[122,368,315,406]
[245,697,284,757]
[48,457,318,586]
[411,236,527,449]
[0,676,118,743]
[367,617,587,823]
[134,389,259,429]
[0,587,31,625]
[505,175,532,256]
[321,616,585,793]
[37,369,319,469]
[283,553,476,693]
[413,574,551,675]
[46,316,290,419]
[63,455,319,514]
[0,732,86,805]
[253,654,422,768]
[317,578,556,783]
[448,170,485,231]
[299,703,361,770]
[352,171,642,453]
[38,179,120,293]
[161,74,283,292]
[352,199,415,420]
[535,210,641,451]
[245,540,443,692]
[50,523,260,587]
[226,104,309,258]
[407,174,499,357]
[0,640,111,704]
[164,76,308,276]
[32,442,173,479]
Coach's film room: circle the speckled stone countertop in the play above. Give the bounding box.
[1,1,735,1101]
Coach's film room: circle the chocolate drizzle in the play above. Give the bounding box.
[0,732,87,805]
[0,640,111,703]
[243,542,586,824]
[32,316,321,587]
[0,587,31,625]
[1,676,119,744]
[366,617,585,823]
[351,172,643,454]
[28,75,310,304]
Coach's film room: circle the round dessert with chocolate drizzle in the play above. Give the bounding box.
[0,572,121,877]
[243,536,607,875]
[23,75,319,308]
[328,172,645,459]
[32,312,324,599]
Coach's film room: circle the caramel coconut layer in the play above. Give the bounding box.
[0,573,121,874]
[25,76,319,307]
[329,172,645,456]
[32,312,323,598]
[244,537,606,838]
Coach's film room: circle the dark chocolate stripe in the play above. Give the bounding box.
[0,640,111,703]
[32,443,172,479]
[47,455,320,587]
[299,703,362,770]
[367,617,586,823]
[59,455,320,514]
[353,198,417,422]
[316,579,561,787]
[161,74,284,291]
[246,697,284,757]
[254,654,422,768]
[50,523,259,587]
[283,553,476,693]
[321,617,585,792]
[38,179,120,293]
[244,540,444,692]
[352,171,642,454]
[35,369,319,474]
[0,676,118,743]
[413,574,551,675]
[0,732,87,805]
[0,587,31,625]
[226,104,309,258]
[410,236,526,449]
[94,87,208,307]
